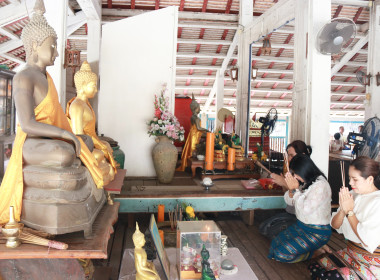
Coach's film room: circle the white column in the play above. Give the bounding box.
[235,0,253,152]
[215,70,225,131]
[292,0,331,175]
[87,19,102,121]
[44,0,68,107]
[365,1,380,118]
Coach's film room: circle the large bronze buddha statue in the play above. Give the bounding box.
[0,0,105,237]
[177,94,208,171]
[66,61,118,186]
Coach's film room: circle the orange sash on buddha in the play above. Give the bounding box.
[0,73,103,224]
[177,123,204,171]
[66,97,118,173]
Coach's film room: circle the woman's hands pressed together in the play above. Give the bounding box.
[284,172,300,191]
[339,187,354,214]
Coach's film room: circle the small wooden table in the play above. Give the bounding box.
[187,158,255,179]
[118,247,258,280]
[0,203,119,280]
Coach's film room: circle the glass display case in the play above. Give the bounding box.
[0,68,16,179]
[0,68,15,136]
[177,220,221,279]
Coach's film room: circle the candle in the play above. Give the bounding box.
[157,204,165,223]
[227,148,235,171]
[205,132,215,171]
[159,229,164,246]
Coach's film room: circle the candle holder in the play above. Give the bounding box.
[1,206,23,248]
[201,182,214,191]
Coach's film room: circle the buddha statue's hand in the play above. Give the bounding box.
[62,130,81,157]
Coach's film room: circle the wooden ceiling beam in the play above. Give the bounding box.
[1,52,24,65]
[203,33,239,110]
[102,9,239,22]
[0,27,19,40]
[76,0,101,20]
[0,0,34,27]
[331,0,371,7]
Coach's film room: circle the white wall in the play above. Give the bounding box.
[98,7,178,176]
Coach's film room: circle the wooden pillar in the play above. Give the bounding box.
[44,0,68,107]
[87,19,102,122]
[235,0,253,153]
[365,1,380,119]
[215,70,225,130]
[292,0,331,175]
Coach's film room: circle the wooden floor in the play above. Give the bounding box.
[94,210,347,280]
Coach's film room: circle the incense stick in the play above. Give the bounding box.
[253,159,271,174]
[340,161,345,187]
[283,153,290,173]
[20,231,68,250]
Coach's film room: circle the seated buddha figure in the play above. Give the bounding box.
[67,61,118,186]
[0,0,104,234]
[133,222,161,280]
[177,94,208,171]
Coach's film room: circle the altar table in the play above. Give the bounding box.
[115,180,286,225]
[118,247,258,280]
[187,157,256,179]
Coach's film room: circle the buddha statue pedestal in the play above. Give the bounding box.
[21,165,106,238]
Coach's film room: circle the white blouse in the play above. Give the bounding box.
[284,176,332,225]
[331,190,380,254]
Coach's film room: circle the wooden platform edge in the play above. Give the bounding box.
[104,169,127,194]
[0,202,120,259]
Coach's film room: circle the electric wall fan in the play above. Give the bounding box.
[348,117,380,159]
[316,18,356,55]
[259,108,278,145]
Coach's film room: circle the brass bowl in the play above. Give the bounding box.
[1,223,24,248]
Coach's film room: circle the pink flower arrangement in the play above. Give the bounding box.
[147,85,185,142]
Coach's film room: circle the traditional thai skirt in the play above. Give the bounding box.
[268,220,331,263]
[309,241,380,279]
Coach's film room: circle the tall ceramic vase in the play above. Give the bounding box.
[152,136,178,184]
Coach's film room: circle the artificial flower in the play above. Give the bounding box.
[147,85,185,142]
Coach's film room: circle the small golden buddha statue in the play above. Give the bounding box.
[177,94,208,171]
[133,222,161,280]
[67,61,118,186]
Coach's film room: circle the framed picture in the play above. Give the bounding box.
[149,214,170,280]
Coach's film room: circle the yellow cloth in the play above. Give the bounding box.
[177,123,204,171]
[0,73,103,225]
[66,97,118,173]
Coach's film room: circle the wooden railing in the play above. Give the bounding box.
[270,137,287,153]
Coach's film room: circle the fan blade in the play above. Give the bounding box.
[339,24,355,42]
[320,41,342,54]
[319,21,339,42]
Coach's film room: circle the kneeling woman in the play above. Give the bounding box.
[310,156,380,279]
[268,154,332,263]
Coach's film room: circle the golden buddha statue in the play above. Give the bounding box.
[0,0,105,236]
[133,222,161,280]
[177,94,208,171]
[66,61,118,186]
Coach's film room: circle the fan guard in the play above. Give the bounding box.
[358,117,380,159]
[316,18,356,55]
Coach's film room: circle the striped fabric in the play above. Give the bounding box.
[309,241,380,280]
[268,220,331,263]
